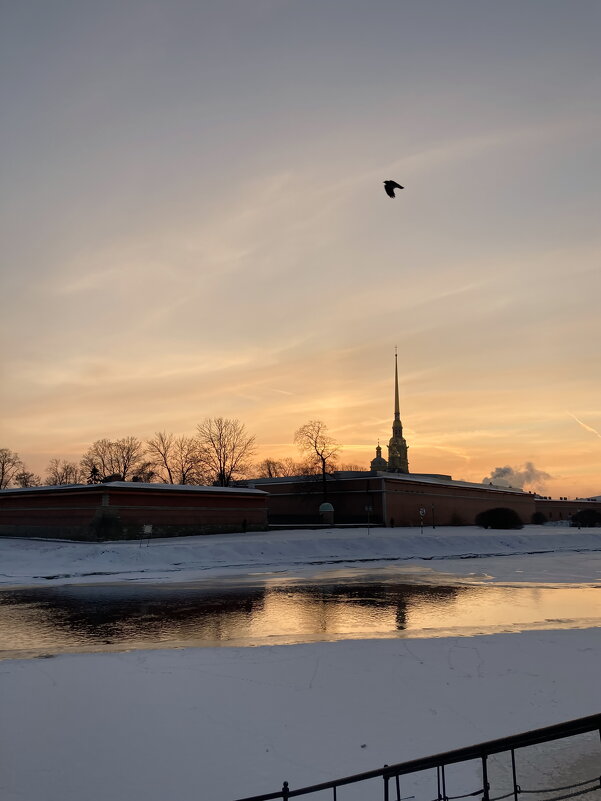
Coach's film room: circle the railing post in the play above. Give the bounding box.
[282,780,289,800]
[384,765,390,801]
[511,748,519,801]
[482,755,490,801]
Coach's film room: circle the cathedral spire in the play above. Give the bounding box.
[387,347,409,473]
[394,346,400,421]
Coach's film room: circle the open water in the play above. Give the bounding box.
[1,572,600,658]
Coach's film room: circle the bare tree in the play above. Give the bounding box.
[288,458,320,476]
[338,462,366,472]
[294,420,340,498]
[254,458,285,478]
[146,432,176,483]
[80,437,145,481]
[280,456,319,476]
[80,439,115,479]
[196,417,256,487]
[111,436,145,480]
[14,470,42,488]
[254,456,315,478]
[0,448,25,488]
[46,458,84,485]
[131,461,157,483]
[146,432,204,484]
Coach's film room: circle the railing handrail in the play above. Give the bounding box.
[233,712,601,801]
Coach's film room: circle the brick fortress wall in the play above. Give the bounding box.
[0,483,268,541]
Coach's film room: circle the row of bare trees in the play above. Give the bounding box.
[79,418,258,486]
[1,419,363,490]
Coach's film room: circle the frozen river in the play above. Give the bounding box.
[2,571,600,658]
[2,530,601,801]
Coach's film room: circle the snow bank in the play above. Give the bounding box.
[1,630,600,801]
[1,524,601,588]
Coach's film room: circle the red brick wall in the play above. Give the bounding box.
[534,498,601,523]
[261,477,384,524]
[0,485,268,540]
[259,475,535,526]
[383,478,535,526]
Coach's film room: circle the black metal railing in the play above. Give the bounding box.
[233,712,601,801]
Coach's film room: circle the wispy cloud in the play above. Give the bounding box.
[568,412,601,440]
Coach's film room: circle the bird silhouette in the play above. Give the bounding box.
[384,180,404,198]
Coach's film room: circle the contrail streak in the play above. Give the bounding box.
[568,412,601,440]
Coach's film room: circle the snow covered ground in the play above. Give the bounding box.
[2,631,601,801]
[1,526,601,801]
[1,524,601,588]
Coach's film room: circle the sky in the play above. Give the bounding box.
[1,0,600,497]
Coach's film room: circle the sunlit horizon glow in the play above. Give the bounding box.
[1,1,600,498]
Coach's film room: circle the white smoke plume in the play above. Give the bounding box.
[481,461,551,491]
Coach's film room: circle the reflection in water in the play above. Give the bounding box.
[0,581,600,658]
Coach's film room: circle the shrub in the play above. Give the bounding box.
[475,507,524,530]
[571,509,601,528]
[531,511,548,525]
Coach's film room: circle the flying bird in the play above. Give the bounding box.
[383,180,404,198]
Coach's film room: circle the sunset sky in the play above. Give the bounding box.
[1,1,600,497]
